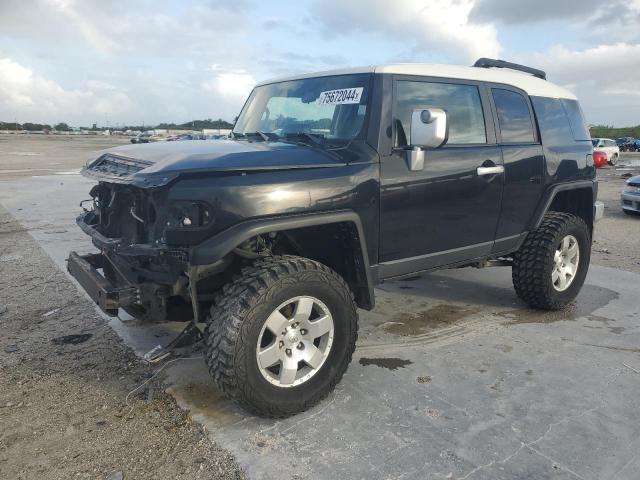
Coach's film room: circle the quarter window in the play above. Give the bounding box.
[560,99,590,141]
[492,88,535,143]
[395,81,486,145]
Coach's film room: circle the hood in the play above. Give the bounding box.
[83,139,348,187]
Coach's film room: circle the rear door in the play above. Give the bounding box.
[378,77,503,277]
[487,86,545,252]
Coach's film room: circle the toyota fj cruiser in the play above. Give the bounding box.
[68,58,603,417]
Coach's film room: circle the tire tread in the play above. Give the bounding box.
[204,255,357,418]
[512,212,589,310]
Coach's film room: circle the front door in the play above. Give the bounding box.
[379,77,503,278]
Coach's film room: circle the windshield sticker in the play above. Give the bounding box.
[316,87,363,105]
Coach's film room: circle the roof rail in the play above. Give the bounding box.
[473,58,546,80]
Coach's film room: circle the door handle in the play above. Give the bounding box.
[477,165,504,176]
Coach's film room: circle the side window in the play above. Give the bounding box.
[561,99,590,141]
[394,81,486,146]
[530,96,573,146]
[492,88,535,143]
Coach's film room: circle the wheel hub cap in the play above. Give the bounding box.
[552,234,580,292]
[256,296,334,388]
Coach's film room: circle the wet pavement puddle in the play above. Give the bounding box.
[383,304,480,336]
[359,357,413,370]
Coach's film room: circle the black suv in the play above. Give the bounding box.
[68,58,603,417]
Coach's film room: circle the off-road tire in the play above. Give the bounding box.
[204,255,358,417]
[512,212,591,310]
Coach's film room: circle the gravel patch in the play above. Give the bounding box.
[0,204,245,480]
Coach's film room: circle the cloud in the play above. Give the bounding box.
[528,43,640,96]
[471,0,605,24]
[524,42,640,125]
[471,0,640,43]
[0,57,136,124]
[1,0,638,127]
[202,68,256,99]
[310,0,501,62]
[0,0,256,124]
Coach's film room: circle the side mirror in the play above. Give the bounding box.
[406,108,448,171]
[410,108,448,148]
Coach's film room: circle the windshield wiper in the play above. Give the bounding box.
[255,131,271,141]
[283,132,325,147]
[239,131,277,142]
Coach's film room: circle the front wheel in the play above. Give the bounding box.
[512,212,591,310]
[608,153,618,166]
[205,255,358,417]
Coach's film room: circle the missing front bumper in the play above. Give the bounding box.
[67,252,139,316]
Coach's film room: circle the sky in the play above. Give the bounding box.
[1,0,639,127]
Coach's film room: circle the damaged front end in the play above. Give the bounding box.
[67,156,215,322]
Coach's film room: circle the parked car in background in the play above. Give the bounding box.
[616,137,634,151]
[616,137,640,152]
[622,175,640,215]
[592,138,620,165]
[166,133,204,141]
[131,131,157,144]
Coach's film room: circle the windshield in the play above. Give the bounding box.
[233,73,371,142]
[591,139,598,147]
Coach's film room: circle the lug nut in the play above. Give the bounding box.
[279,341,284,348]
[297,342,304,350]
[285,348,292,356]
[300,329,307,335]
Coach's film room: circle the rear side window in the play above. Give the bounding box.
[561,99,590,141]
[530,96,573,146]
[395,81,486,145]
[492,88,535,143]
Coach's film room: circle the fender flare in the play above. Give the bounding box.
[528,180,597,230]
[189,210,375,309]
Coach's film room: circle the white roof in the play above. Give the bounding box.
[257,64,577,100]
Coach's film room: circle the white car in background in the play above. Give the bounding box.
[592,137,620,166]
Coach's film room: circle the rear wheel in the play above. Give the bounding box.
[512,212,591,310]
[205,255,358,417]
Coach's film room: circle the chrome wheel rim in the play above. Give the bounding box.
[256,296,334,388]
[552,234,580,292]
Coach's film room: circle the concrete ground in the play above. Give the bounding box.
[1,135,640,479]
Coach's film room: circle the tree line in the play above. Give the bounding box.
[0,118,233,132]
[589,125,640,139]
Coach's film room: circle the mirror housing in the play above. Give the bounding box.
[410,108,448,148]
[405,108,448,171]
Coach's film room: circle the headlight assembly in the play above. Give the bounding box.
[167,201,213,228]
